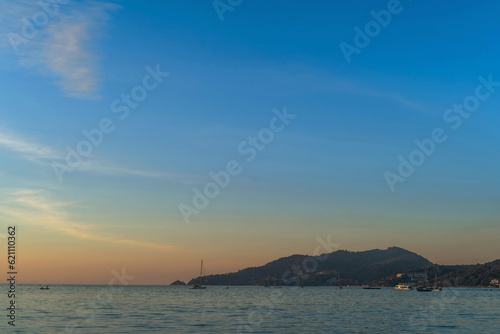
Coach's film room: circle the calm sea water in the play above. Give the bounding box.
[1,285,499,333]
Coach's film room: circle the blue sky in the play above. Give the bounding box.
[0,0,499,283]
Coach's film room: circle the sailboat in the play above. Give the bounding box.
[336,271,342,290]
[416,267,432,292]
[433,270,442,291]
[272,274,282,288]
[264,275,270,287]
[191,259,207,289]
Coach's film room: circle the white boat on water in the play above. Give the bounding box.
[395,283,412,291]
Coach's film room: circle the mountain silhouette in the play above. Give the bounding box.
[188,246,432,286]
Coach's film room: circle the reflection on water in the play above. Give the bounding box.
[1,285,499,333]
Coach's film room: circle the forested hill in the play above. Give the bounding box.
[440,259,500,286]
[188,246,432,286]
[379,259,500,287]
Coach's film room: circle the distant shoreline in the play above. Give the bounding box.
[2,284,498,289]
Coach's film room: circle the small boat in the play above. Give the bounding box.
[433,271,442,291]
[264,275,270,287]
[416,268,433,292]
[191,284,206,289]
[191,260,207,289]
[40,285,50,290]
[272,275,282,288]
[395,283,412,291]
[336,271,342,290]
[362,285,381,289]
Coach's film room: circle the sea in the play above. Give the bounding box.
[1,285,499,333]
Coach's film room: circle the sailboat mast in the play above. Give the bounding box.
[200,259,203,285]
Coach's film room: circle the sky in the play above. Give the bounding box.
[0,0,499,284]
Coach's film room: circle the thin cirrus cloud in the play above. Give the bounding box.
[0,0,119,99]
[0,129,60,159]
[0,129,197,183]
[329,81,430,114]
[0,188,176,252]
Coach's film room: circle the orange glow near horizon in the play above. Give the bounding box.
[6,224,499,285]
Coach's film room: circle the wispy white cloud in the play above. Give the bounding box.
[331,81,430,113]
[0,128,197,183]
[0,130,61,159]
[78,158,197,182]
[0,0,119,99]
[0,188,175,252]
